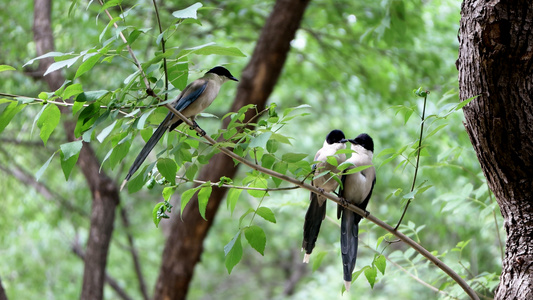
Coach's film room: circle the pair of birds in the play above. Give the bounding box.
[302,129,376,291]
[122,66,376,291]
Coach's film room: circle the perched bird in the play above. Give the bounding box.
[302,129,348,263]
[337,133,376,291]
[121,66,238,190]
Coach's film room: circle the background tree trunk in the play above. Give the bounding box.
[152,0,310,299]
[33,1,120,299]
[457,1,533,298]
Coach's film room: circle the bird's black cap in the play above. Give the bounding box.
[325,129,346,144]
[350,133,374,152]
[207,66,239,81]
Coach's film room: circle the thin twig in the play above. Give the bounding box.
[395,92,428,230]
[173,176,300,191]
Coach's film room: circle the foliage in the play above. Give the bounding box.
[0,0,502,299]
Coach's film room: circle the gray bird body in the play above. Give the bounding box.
[338,134,375,291]
[302,130,347,263]
[121,66,238,190]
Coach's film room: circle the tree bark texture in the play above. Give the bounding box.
[152,0,311,299]
[0,276,7,300]
[33,1,120,299]
[457,1,533,299]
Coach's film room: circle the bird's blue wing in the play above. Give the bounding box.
[174,80,208,112]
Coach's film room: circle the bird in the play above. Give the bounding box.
[121,66,238,190]
[302,129,348,263]
[337,133,376,291]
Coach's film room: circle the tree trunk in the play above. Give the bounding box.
[0,276,7,300]
[33,1,120,299]
[152,0,310,299]
[457,1,533,299]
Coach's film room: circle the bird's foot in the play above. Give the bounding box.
[190,121,206,136]
[339,196,349,207]
[317,187,325,194]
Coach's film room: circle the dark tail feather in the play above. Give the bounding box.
[302,192,327,263]
[122,121,170,187]
[340,208,360,290]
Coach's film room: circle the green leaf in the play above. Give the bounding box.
[60,149,79,180]
[364,266,378,288]
[96,120,117,143]
[184,163,198,181]
[312,251,328,272]
[456,95,479,110]
[244,225,266,255]
[375,255,386,275]
[36,104,61,146]
[256,207,276,223]
[152,202,165,227]
[35,152,56,181]
[325,155,339,167]
[0,101,26,134]
[23,51,68,67]
[172,2,203,19]
[226,188,242,215]
[266,139,279,153]
[197,185,212,220]
[180,44,247,58]
[137,108,156,130]
[425,124,448,140]
[157,158,177,185]
[76,90,109,102]
[127,166,148,193]
[180,186,201,215]
[44,56,81,76]
[162,187,176,202]
[60,141,83,160]
[0,65,16,72]
[224,231,243,274]
[281,153,308,163]
[62,83,84,99]
[260,154,275,169]
[75,53,102,79]
[109,140,131,170]
[249,131,272,149]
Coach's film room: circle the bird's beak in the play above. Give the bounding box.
[347,139,357,145]
[229,76,239,82]
[340,139,349,143]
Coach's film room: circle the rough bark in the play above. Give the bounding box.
[0,276,7,300]
[152,0,311,299]
[33,1,120,299]
[457,1,533,299]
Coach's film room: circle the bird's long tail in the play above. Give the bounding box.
[302,192,327,263]
[340,208,360,291]
[121,120,171,190]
